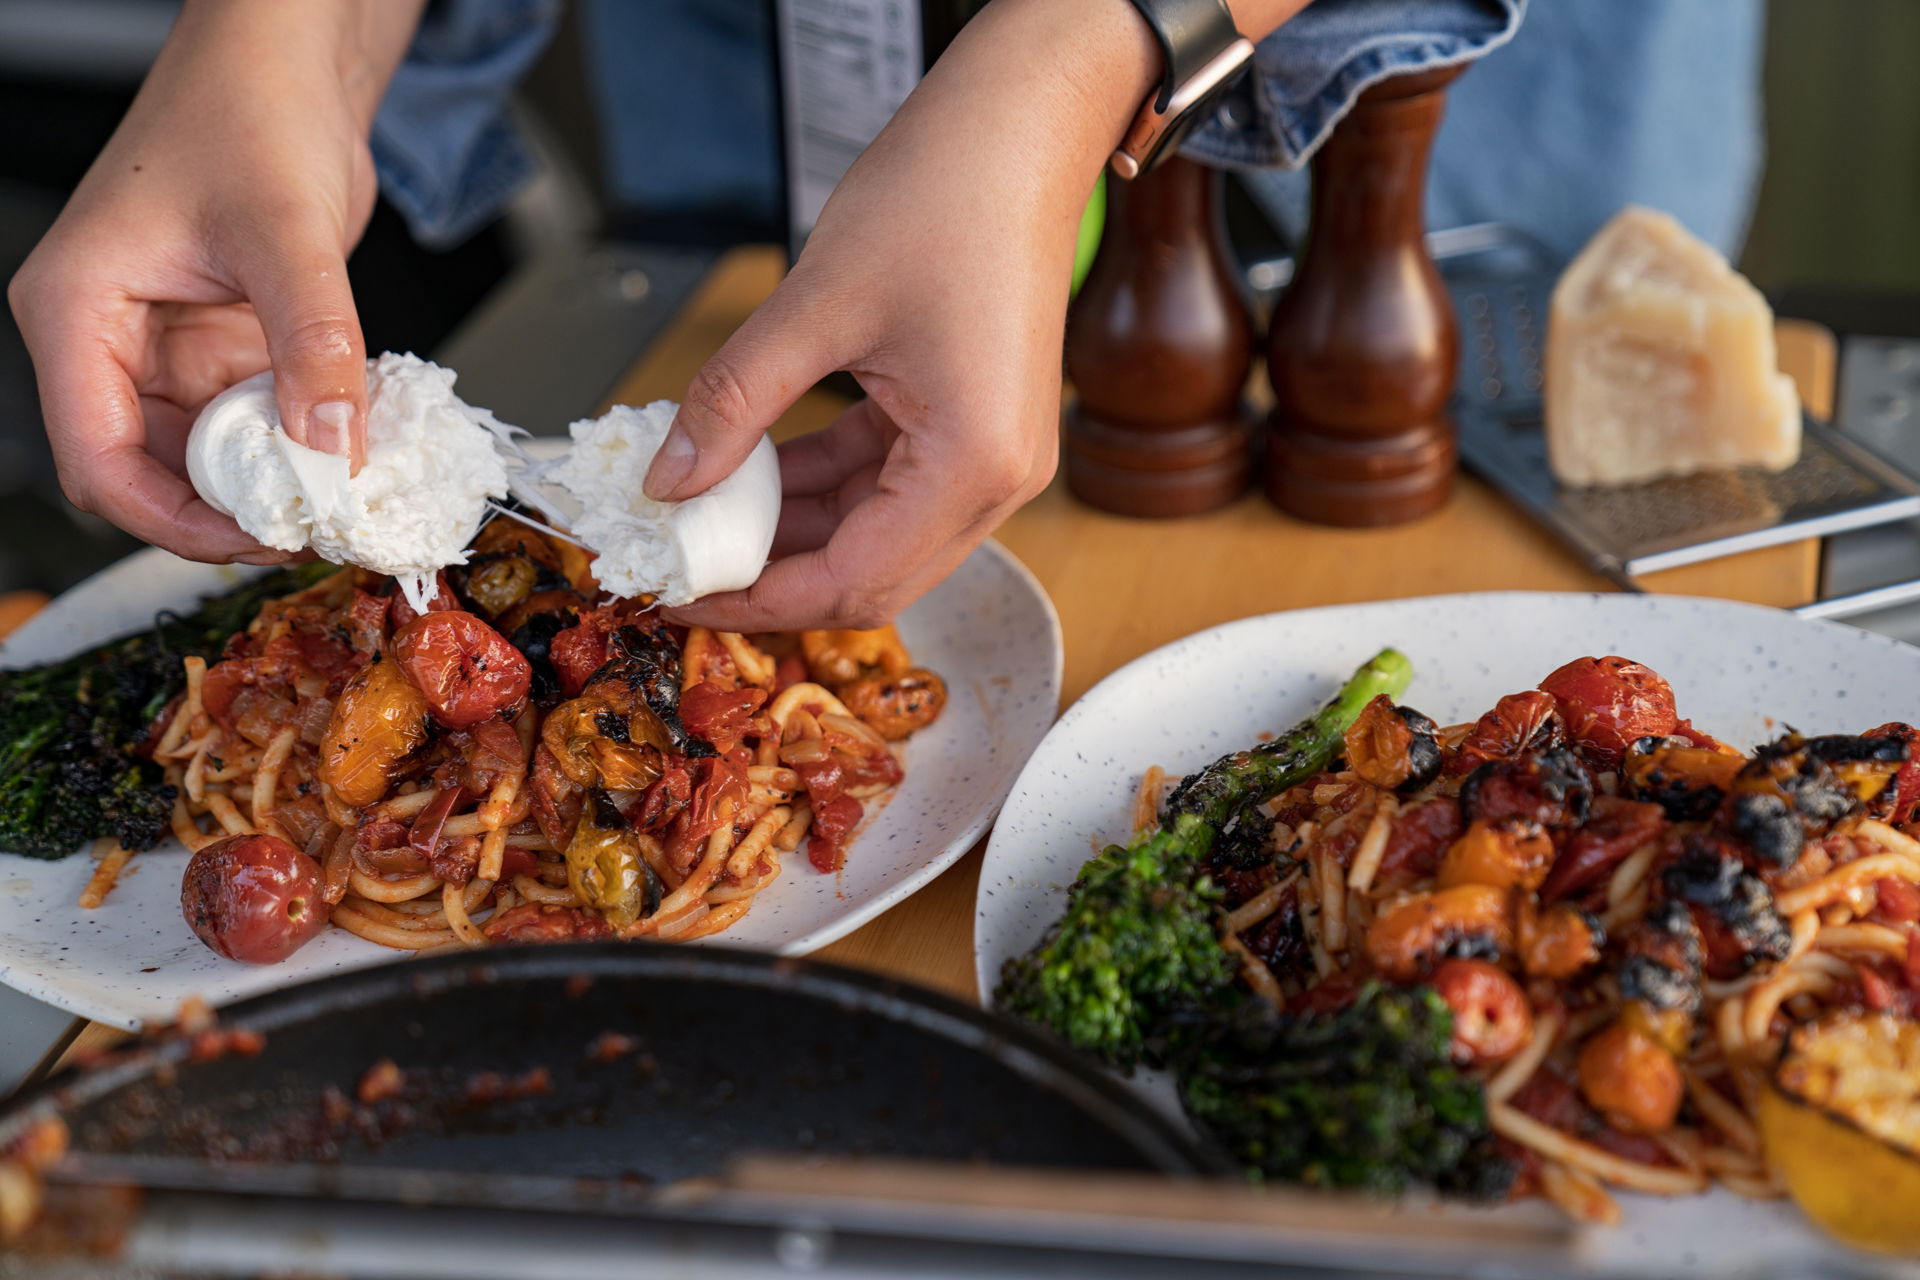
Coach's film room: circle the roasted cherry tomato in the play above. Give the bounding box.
[1875,876,1920,924]
[1447,690,1561,777]
[182,834,328,964]
[1866,723,1920,826]
[540,690,672,790]
[549,622,612,699]
[838,668,948,741]
[320,657,432,807]
[387,572,461,631]
[1538,656,1678,765]
[679,681,767,754]
[483,902,613,943]
[1364,884,1512,982]
[199,658,258,730]
[1435,817,1555,893]
[1428,958,1533,1063]
[393,610,532,730]
[1576,1021,1683,1134]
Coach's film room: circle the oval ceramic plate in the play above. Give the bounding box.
[0,539,1059,1030]
[975,592,1920,1279]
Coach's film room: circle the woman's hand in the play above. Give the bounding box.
[6,1,422,562]
[649,0,1163,632]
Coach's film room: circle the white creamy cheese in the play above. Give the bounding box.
[528,401,780,605]
[186,353,512,612]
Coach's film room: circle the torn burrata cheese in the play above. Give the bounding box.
[186,353,512,613]
[522,401,779,606]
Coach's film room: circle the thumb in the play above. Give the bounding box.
[645,287,846,502]
[235,240,368,471]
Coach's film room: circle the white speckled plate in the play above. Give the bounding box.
[975,592,1920,1279]
[0,539,1059,1031]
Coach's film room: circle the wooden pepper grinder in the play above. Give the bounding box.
[1064,156,1255,518]
[1265,66,1465,526]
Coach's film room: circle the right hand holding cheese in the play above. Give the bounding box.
[1546,206,1801,487]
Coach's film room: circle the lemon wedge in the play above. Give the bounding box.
[1761,1011,1920,1255]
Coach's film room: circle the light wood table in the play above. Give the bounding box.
[24,246,1834,1076]
[610,247,1832,1004]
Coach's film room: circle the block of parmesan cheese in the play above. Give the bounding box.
[1545,206,1800,486]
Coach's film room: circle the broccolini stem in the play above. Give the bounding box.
[1301,647,1414,750]
[1162,647,1413,830]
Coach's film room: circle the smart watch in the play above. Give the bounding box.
[1110,0,1255,180]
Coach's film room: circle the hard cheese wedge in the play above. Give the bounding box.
[1546,206,1800,486]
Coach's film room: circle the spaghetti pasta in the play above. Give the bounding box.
[1176,659,1920,1224]
[77,838,134,910]
[143,517,945,959]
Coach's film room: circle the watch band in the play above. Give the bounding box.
[1111,0,1254,180]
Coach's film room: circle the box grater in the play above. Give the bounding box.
[1434,230,1920,617]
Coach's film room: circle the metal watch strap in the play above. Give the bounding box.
[1111,0,1253,179]
[1128,0,1240,111]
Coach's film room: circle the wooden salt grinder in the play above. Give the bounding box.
[1265,66,1465,526]
[1064,156,1256,518]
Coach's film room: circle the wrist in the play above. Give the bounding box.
[925,0,1163,185]
[168,0,425,132]
[925,0,1306,189]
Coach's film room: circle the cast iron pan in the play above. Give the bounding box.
[1,944,1215,1198]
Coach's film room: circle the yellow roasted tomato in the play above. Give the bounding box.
[320,657,431,808]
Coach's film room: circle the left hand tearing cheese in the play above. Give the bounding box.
[186,353,513,613]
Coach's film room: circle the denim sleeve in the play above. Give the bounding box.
[1184,0,1524,170]
[370,0,561,249]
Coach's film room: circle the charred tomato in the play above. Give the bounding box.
[182,835,328,964]
[392,610,532,730]
[1538,656,1678,765]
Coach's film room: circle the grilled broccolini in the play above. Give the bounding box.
[999,648,1511,1198]
[995,649,1412,1069]
[0,562,335,858]
[994,811,1231,1069]
[1161,648,1413,829]
[1179,983,1513,1199]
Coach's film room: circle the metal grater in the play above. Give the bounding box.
[1442,241,1920,612]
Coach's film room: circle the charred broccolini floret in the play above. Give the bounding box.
[0,563,335,858]
[994,812,1230,1069]
[1178,983,1514,1200]
[996,650,1415,1069]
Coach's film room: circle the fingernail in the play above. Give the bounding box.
[308,401,354,456]
[644,426,697,500]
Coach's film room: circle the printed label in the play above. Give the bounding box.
[776,0,924,243]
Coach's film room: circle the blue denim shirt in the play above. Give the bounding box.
[373,0,1760,260]
[371,0,561,249]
